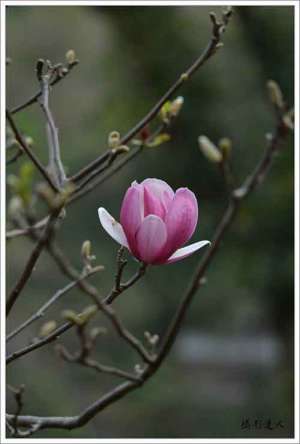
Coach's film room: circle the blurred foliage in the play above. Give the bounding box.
[6,5,294,438]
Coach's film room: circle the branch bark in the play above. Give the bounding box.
[9,59,78,115]
[6,208,62,316]
[6,111,59,192]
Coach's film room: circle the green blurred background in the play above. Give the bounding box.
[6,5,294,439]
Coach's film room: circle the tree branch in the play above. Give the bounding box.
[39,74,67,188]
[6,207,62,316]
[6,111,59,192]
[7,241,151,365]
[9,59,78,115]
[6,265,104,343]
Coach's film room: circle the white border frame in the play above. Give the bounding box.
[1,1,299,443]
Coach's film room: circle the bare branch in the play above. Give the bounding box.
[103,250,147,305]
[39,72,67,188]
[9,58,79,115]
[69,145,143,204]
[6,147,23,165]
[56,320,141,383]
[6,216,49,240]
[6,265,104,343]
[7,239,152,364]
[6,207,62,316]
[7,384,25,437]
[6,110,59,192]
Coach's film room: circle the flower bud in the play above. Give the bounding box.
[81,240,91,260]
[147,133,171,148]
[111,145,130,155]
[108,131,121,149]
[139,126,150,142]
[180,72,189,81]
[218,137,232,159]
[169,96,184,117]
[65,49,76,65]
[283,108,294,130]
[198,136,222,163]
[90,326,107,340]
[267,80,284,109]
[98,178,210,265]
[134,364,143,374]
[78,305,98,324]
[62,309,82,325]
[159,101,172,123]
[25,136,34,147]
[39,320,57,338]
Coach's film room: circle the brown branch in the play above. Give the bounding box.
[71,146,129,192]
[6,208,62,316]
[69,150,113,184]
[69,145,143,205]
[6,147,23,165]
[6,265,104,343]
[6,110,59,192]
[9,60,78,115]
[68,8,232,184]
[6,216,49,240]
[7,384,25,437]
[56,321,141,383]
[7,240,151,365]
[103,249,147,305]
[39,74,67,188]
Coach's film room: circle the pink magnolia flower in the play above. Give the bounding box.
[98,178,210,265]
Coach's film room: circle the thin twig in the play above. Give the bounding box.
[8,384,25,437]
[103,253,147,305]
[71,147,129,192]
[6,265,104,343]
[6,147,23,165]
[10,60,79,115]
[39,75,66,188]
[6,110,59,192]
[69,145,143,205]
[56,322,141,383]
[69,151,113,184]
[6,208,62,316]
[7,238,152,364]
[6,216,49,240]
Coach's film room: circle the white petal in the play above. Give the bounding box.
[166,240,210,264]
[98,207,129,248]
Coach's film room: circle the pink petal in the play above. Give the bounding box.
[141,178,174,213]
[163,188,198,258]
[98,207,129,248]
[144,185,166,219]
[165,240,210,264]
[120,184,144,254]
[136,215,167,264]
